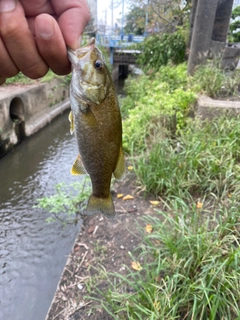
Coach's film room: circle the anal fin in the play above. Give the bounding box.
[70,154,87,175]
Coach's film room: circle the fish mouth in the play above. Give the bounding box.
[67,38,96,62]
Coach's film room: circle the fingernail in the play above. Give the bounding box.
[37,19,55,38]
[77,36,82,47]
[72,36,82,50]
[0,0,16,12]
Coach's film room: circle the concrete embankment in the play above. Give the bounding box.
[196,94,240,119]
[0,78,70,158]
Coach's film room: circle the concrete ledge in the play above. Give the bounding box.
[0,78,70,158]
[196,95,240,120]
[25,99,70,136]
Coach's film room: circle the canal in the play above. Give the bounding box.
[0,72,129,319]
[0,111,81,320]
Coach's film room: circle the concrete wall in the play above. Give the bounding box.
[196,95,240,120]
[0,78,70,158]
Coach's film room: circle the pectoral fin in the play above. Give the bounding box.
[113,147,125,180]
[68,111,74,135]
[70,154,87,175]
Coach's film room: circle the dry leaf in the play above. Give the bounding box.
[145,224,153,233]
[123,194,134,201]
[128,165,133,171]
[117,193,124,198]
[131,261,142,271]
[153,301,160,311]
[149,200,160,206]
[196,201,203,209]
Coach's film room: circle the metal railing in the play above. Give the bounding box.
[96,33,145,48]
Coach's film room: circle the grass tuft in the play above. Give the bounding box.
[93,198,240,319]
[134,116,240,200]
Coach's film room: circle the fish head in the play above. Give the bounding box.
[68,38,111,105]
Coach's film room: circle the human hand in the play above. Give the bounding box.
[0,0,90,84]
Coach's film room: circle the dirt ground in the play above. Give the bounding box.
[46,169,159,320]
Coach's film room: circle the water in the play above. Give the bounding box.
[0,111,81,320]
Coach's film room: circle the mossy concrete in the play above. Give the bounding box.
[0,78,70,158]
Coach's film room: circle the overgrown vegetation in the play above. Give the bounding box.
[137,31,186,71]
[32,26,240,318]
[86,50,240,319]
[92,198,240,319]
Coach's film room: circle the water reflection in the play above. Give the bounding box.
[0,111,81,320]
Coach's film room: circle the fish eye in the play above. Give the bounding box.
[94,60,103,70]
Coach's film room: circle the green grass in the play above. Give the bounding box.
[95,197,240,319]
[134,116,240,200]
[189,59,240,98]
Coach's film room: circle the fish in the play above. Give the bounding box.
[67,38,125,218]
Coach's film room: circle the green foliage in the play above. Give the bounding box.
[5,72,34,85]
[4,69,70,85]
[190,59,240,98]
[135,116,240,199]
[232,5,240,19]
[137,32,186,71]
[124,5,148,35]
[97,198,240,319]
[122,63,196,154]
[229,6,240,42]
[35,178,91,223]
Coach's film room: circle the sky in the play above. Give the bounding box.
[97,0,130,29]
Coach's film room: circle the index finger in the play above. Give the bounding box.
[0,1,48,78]
[51,0,90,49]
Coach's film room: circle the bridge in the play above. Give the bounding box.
[96,33,144,65]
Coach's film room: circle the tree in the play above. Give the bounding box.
[229,6,240,42]
[125,0,191,34]
[124,5,147,35]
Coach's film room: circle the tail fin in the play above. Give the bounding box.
[86,194,115,218]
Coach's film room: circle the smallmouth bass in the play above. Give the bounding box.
[68,38,125,218]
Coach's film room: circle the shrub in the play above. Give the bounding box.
[137,32,186,72]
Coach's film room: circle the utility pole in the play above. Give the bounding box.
[111,0,114,34]
[145,0,149,36]
[212,0,234,42]
[187,0,219,75]
[121,0,125,35]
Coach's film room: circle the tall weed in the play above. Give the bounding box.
[93,198,240,319]
[135,116,240,199]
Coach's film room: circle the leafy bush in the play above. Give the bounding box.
[229,6,240,42]
[35,178,91,223]
[122,63,196,154]
[137,32,186,72]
